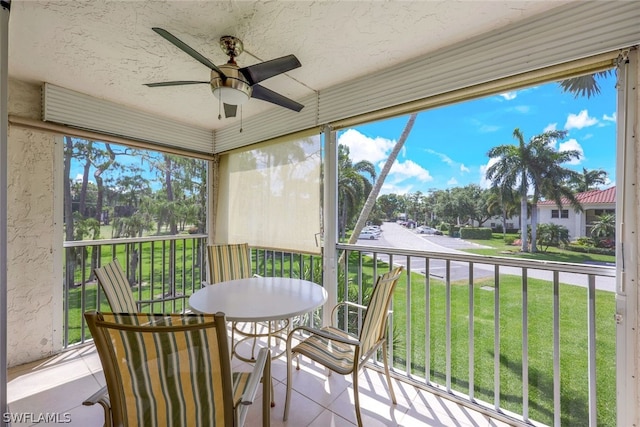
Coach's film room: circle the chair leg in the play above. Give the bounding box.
[283,349,294,421]
[353,371,363,427]
[262,352,272,427]
[382,341,397,404]
[251,322,257,360]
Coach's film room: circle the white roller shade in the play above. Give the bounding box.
[215,133,322,254]
[42,83,214,155]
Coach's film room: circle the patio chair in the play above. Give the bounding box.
[207,243,285,363]
[283,266,404,427]
[83,259,186,426]
[85,311,271,427]
[207,243,254,285]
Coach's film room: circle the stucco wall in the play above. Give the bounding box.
[6,79,61,366]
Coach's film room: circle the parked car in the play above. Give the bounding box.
[417,226,442,235]
[363,225,381,236]
[358,230,379,240]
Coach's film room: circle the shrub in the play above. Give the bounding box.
[459,227,492,240]
[566,244,615,256]
[573,237,594,247]
[504,235,517,245]
[448,225,460,237]
[536,223,570,252]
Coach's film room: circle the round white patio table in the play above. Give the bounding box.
[189,276,327,362]
[189,276,327,321]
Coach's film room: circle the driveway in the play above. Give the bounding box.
[355,222,616,292]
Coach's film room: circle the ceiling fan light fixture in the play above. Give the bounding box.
[212,85,250,105]
[210,66,251,105]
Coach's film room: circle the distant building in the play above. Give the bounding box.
[537,187,616,239]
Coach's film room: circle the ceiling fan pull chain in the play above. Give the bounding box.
[218,95,222,120]
[239,106,243,133]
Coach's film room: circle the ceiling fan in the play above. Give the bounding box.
[145,27,304,118]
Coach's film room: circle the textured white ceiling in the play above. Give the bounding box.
[8,0,575,131]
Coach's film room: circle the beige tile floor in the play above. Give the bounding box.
[8,338,514,427]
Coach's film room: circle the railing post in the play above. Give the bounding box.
[322,125,338,327]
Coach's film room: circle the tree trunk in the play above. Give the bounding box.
[346,113,418,248]
[530,199,539,253]
[79,153,91,217]
[520,174,529,252]
[502,207,507,240]
[165,156,178,235]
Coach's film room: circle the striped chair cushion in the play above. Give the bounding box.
[207,244,253,284]
[94,259,138,313]
[99,313,227,427]
[359,267,403,354]
[292,326,358,375]
[232,372,252,406]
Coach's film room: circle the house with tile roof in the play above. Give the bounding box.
[537,187,616,240]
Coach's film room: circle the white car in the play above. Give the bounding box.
[417,226,442,235]
[363,226,381,236]
[358,230,379,240]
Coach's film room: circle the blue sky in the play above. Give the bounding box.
[338,73,617,195]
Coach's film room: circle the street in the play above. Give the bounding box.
[355,221,616,292]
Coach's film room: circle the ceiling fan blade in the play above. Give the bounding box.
[223,103,237,118]
[251,84,304,112]
[144,81,209,87]
[152,27,226,80]
[239,54,301,86]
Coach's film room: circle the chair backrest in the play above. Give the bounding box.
[85,311,234,427]
[94,259,138,313]
[207,243,253,284]
[358,266,404,356]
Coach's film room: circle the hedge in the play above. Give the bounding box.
[460,227,492,240]
[566,244,615,256]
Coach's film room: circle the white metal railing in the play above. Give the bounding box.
[62,237,323,347]
[336,243,616,427]
[62,235,615,425]
[63,234,208,346]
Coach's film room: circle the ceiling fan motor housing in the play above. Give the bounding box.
[210,64,252,105]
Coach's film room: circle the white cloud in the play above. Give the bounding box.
[426,149,453,166]
[338,128,395,164]
[500,92,517,100]
[479,124,500,133]
[565,109,598,130]
[543,123,557,132]
[447,177,458,186]
[380,182,413,196]
[603,112,617,122]
[558,138,584,165]
[388,160,433,182]
[513,105,530,114]
[479,157,500,189]
[460,164,470,173]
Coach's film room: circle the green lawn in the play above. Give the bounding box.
[66,245,615,426]
[461,233,616,264]
[343,254,615,426]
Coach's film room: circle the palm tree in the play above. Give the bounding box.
[569,167,608,192]
[485,128,535,251]
[338,144,376,240]
[486,128,581,252]
[559,70,612,99]
[346,113,418,245]
[528,134,582,251]
[487,185,520,240]
[591,213,616,241]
